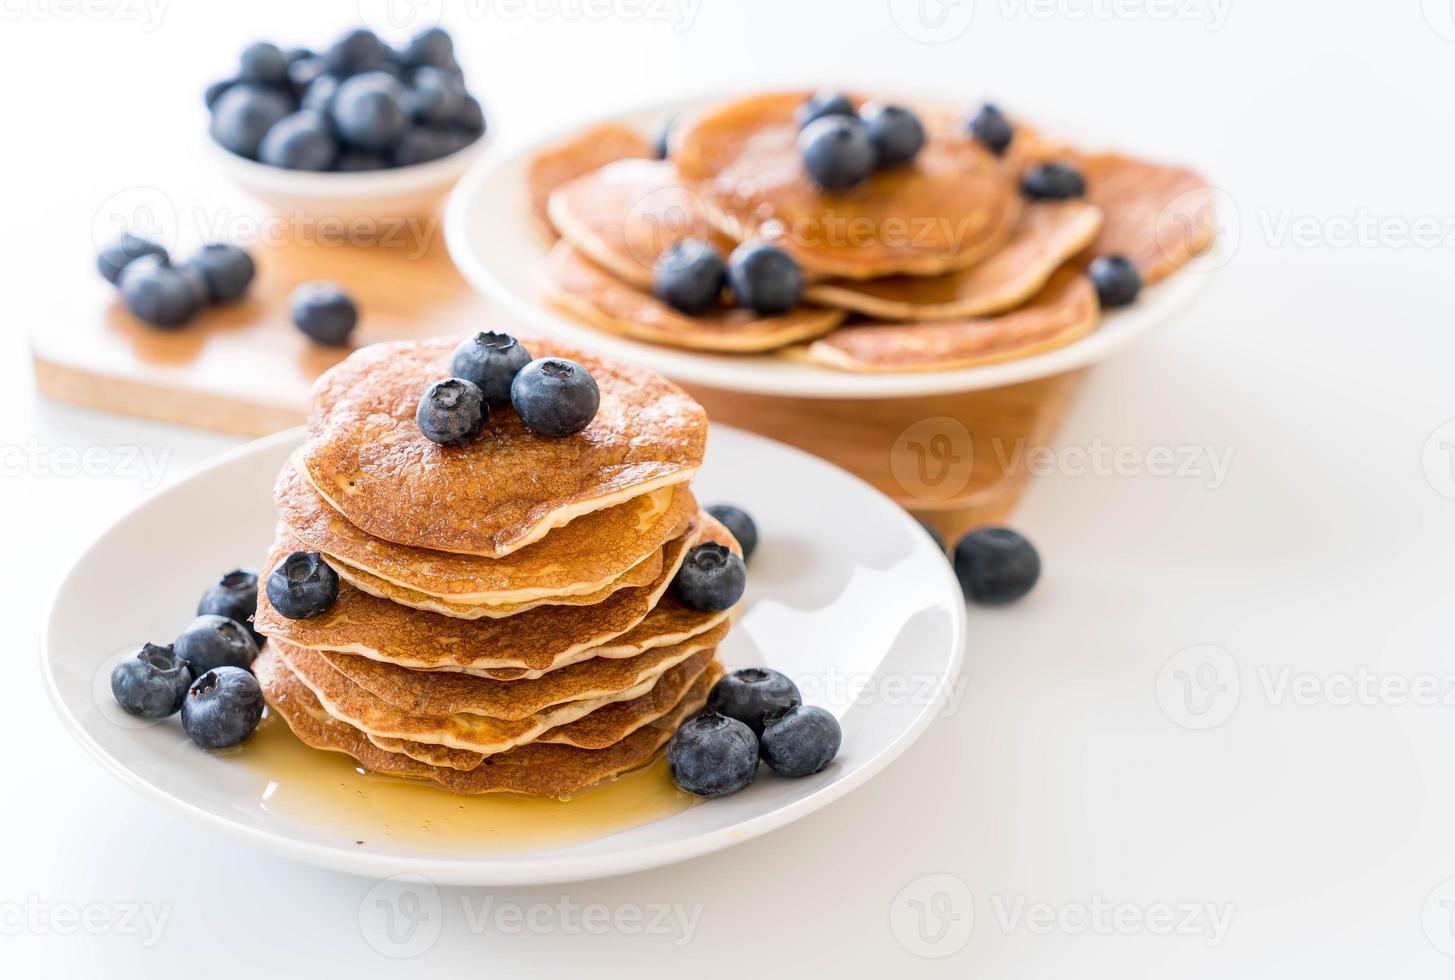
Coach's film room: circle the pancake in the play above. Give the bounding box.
[253,514,737,675]
[369,653,718,770]
[547,158,737,288]
[545,242,844,353]
[802,201,1102,320]
[303,336,707,556]
[525,122,654,242]
[258,646,715,798]
[1074,152,1215,284]
[803,268,1099,372]
[671,91,1020,279]
[278,457,696,605]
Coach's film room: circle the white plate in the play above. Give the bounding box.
[444,96,1218,399]
[42,425,965,886]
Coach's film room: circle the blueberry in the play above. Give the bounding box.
[266,551,339,619]
[110,643,192,719]
[726,242,801,316]
[209,84,293,159]
[1088,254,1142,309]
[300,73,340,114]
[796,91,855,129]
[952,526,1041,604]
[260,110,338,171]
[672,542,746,612]
[282,46,315,65]
[330,71,408,150]
[182,667,264,749]
[174,614,259,675]
[198,568,262,646]
[707,668,799,736]
[667,712,758,797]
[1020,161,1086,201]
[450,332,532,409]
[335,150,387,172]
[760,705,841,777]
[391,126,449,167]
[203,78,237,111]
[798,115,877,192]
[861,103,924,167]
[97,233,168,285]
[286,55,329,100]
[654,116,675,159]
[510,358,600,437]
[119,255,206,329]
[455,95,486,134]
[704,503,758,560]
[185,243,255,303]
[407,66,464,126]
[289,281,358,345]
[400,27,454,69]
[324,28,385,77]
[967,102,1014,156]
[417,378,487,445]
[238,41,289,87]
[652,239,725,315]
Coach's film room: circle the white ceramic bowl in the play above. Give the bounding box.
[209,129,492,225]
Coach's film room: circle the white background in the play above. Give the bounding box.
[4,0,1455,975]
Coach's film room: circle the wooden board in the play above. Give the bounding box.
[32,224,1078,536]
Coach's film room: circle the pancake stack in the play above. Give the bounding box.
[253,336,738,798]
[531,90,1216,372]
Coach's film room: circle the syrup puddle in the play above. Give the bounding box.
[232,714,698,854]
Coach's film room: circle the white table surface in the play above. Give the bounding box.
[4,2,1454,976]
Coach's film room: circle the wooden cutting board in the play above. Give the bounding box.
[31,225,1079,543]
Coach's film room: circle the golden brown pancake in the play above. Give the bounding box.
[525,122,654,242]
[804,268,1099,372]
[802,201,1102,320]
[303,337,707,556]
[254,515,737,676]
[370,652,718,770]
[547,158,737,288]
[278,458,696,606]
[1074,152,1215,284]
[545,242,843,353]
[258,646,715,798]
[672,92,1020,279]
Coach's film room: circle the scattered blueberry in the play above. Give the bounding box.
[707,668,800,736]
[185,243,255,303]
[967,102,1013,155]
[266,551,339,619]
[417,378,487,445]
[400,26,454,69]
[209,84,292,159]
[330,71,408,150]
[654,116,675,159]
[952,526,1041,604]
[203,78,237,111]
[110,643,192,719]
[861,103,925,167]
[704,504,758,560]
[197,569,262,646]
[182,667,264,749]
[289,281,358,345]
[672,542,746,612]
[726,242,802,316]
[174,614,259,675]
[237,41,289,87]
[97,233,168,285]
[324,28,385,77]
[667,712,759,797]
[450,332,532,409]
[798,115,877,191]
[259,110,337,171]
[796,91,855,129]
[653,239,726,315]
[510,358,600,437]
[1020,161,1086,201]
[1088,254,1143,308]
[119,255,207,329]
[760,705,841,777]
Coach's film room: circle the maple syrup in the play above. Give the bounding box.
[232,713,698,854]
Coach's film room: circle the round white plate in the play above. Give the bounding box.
[42,425,965,886]
[444,96,1219,399]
